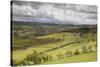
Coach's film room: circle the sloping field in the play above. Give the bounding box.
[43,52,97,64]
[12,32,97,64]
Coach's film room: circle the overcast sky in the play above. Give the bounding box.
[12,1,97,24]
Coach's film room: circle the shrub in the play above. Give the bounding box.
[92,38,95,41]
[87,45,93,52]
[65,51,73,57]
[17,60,26,66]
[48,55,53,61]
[56,53,64,59]
[73,49,80,55]
[81,45,88,54]
[17,50,53,65]
[25,50,40,64]
[41,54,49,62]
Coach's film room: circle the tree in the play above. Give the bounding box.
[25,50,39,64]
[48,55,53,61]
[87,45,93,52]
[81,45,88,53]
[65,51,72,57]
[79,27,89,33]
[73,49,80,55]
[56,53,64,59]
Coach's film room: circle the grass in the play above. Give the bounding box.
[12,47,50,62]
[12,33,79,61]
[45,41,96,58]
[43,52,97,64]
[12,32,97,64]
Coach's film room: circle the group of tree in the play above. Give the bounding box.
[56,45,95,59]
[12,50,53,66]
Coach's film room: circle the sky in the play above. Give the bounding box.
[12,1,97,25]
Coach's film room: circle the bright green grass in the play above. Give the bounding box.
[37,33,82,42]
[12,47,50,62]
[12,32,97,63]
[12,33,80,61]
[43,52,97,64]
[45,41,96,58]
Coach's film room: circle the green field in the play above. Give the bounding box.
[44,52,97,64]
[12,32,97,65]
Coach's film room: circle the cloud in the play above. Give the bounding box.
[12,4,37,17]
[12,1,97,24]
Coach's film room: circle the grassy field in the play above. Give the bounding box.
[12,33,80,61]
[43,52,97,64]
[12,32,97,64]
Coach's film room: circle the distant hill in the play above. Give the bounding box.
[12,20,97,36]
[12,20,97,30]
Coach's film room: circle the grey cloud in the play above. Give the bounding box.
[12,1,97,24]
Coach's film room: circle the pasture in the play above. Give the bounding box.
[12,32,97,65]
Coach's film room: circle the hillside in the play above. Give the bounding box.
[11,20,97,66]
[12,32,97,65]
[44,52,97,64]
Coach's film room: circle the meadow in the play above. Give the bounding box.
[11,22,97,66]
